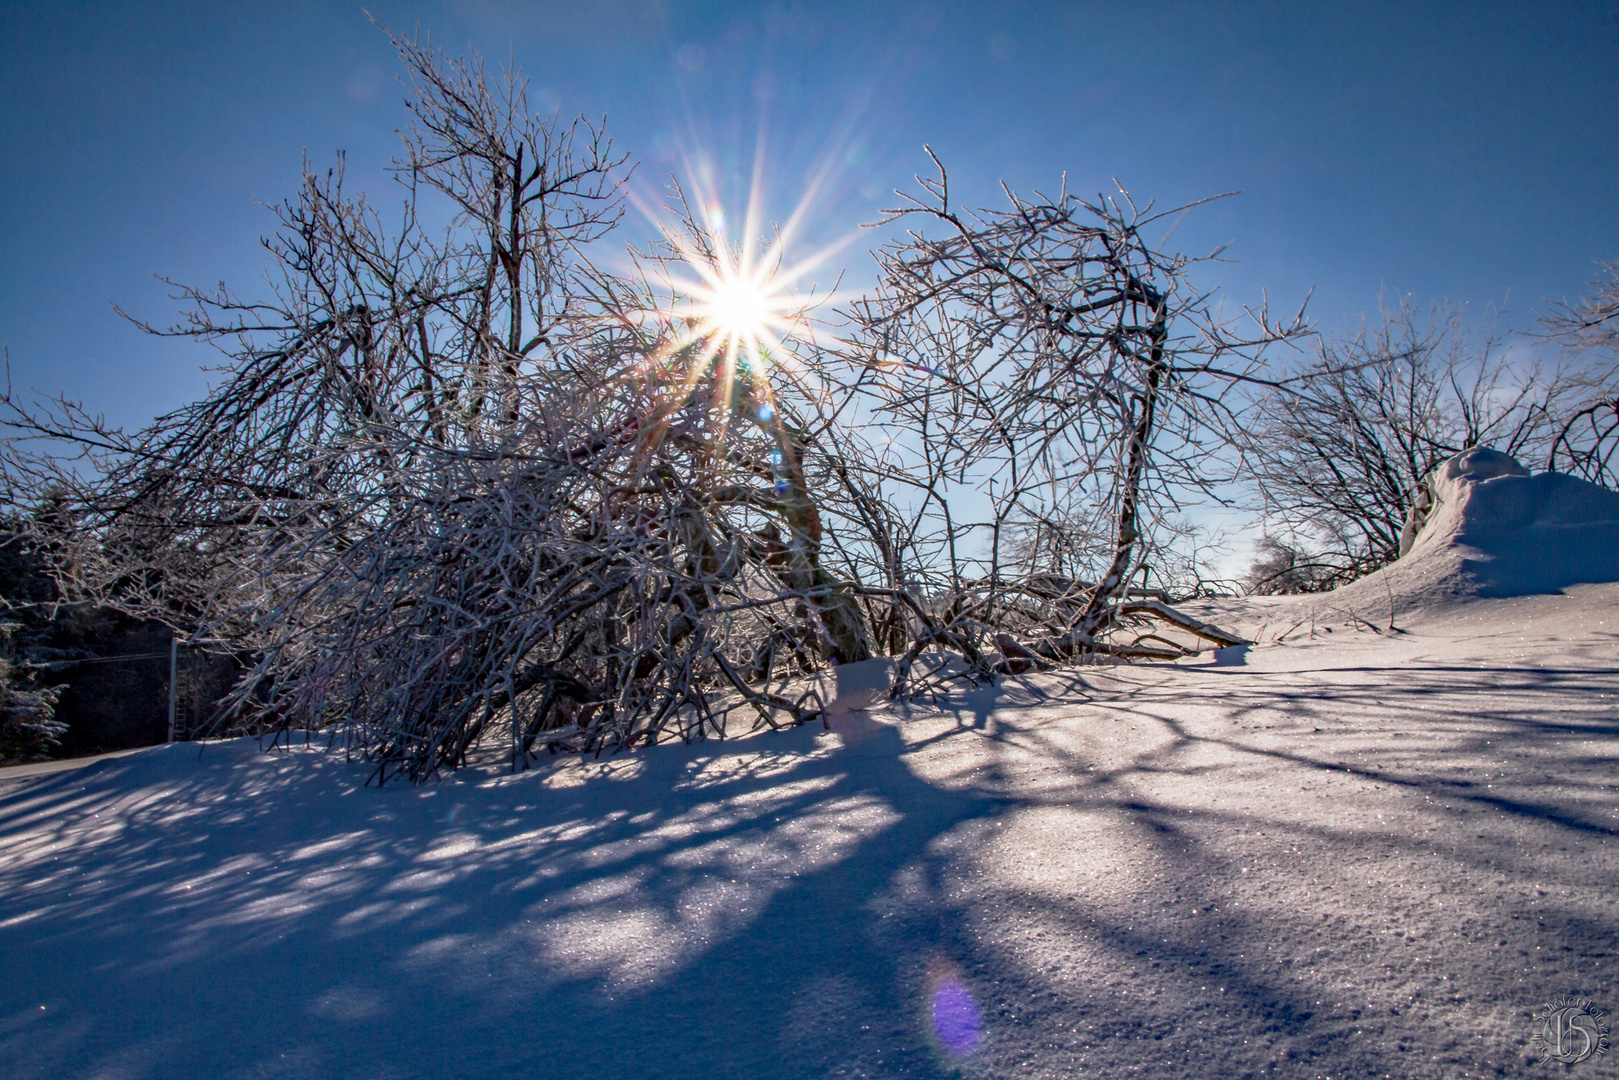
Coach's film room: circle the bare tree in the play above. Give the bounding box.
[1240,535,1341,596]
[1541,263,1619,487]
[0,24,970,781]
[845,153,1300,663]
[0,33,784,775]
[1542,262,1619,357]
[1235,300,1569,590]
[1546,398,1619,488]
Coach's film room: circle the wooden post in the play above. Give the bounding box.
[167,635,178,743]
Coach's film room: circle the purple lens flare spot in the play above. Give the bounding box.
[931,977,981,1057]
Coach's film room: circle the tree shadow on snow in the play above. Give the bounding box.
[0,653,1614,1080]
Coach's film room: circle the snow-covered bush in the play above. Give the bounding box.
[1241,536,1340,595]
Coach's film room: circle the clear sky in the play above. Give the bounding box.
[2,1,1616,431]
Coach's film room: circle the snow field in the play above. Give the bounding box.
[2,586,1616,1078]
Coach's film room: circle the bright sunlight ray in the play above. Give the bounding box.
[623,125,868,424]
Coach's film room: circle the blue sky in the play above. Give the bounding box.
[2,1,1616,430]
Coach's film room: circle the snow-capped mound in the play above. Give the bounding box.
[1318,448,1619,619]
[1401,447,1619,597]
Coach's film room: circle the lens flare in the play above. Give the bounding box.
[930,975,982,1058]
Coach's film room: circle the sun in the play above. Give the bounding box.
[679,241,803,370]
[622,135,866,428]
[701,272,775,346]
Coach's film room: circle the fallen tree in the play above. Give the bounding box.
[844,153,1301,666]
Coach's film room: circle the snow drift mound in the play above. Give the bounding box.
[1403,447,1619,596]
[1330,447,1619,615]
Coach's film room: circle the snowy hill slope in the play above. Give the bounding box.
[2,586,1617,1079]
[1193,449,1619,641]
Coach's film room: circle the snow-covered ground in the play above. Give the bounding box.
[4,453,1616,1079]
[2,585,1616,1079]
